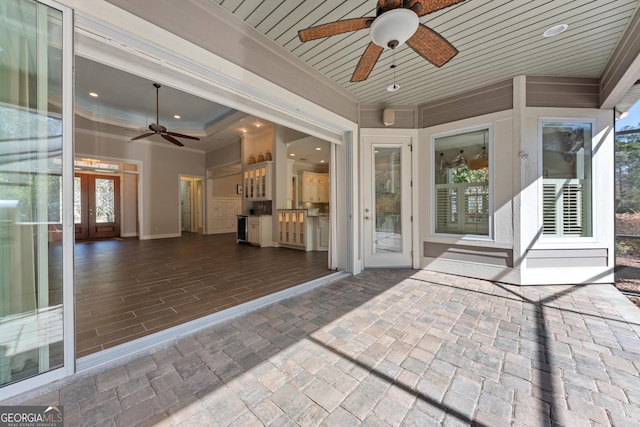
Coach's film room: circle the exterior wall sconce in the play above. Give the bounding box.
[383,108,395,126]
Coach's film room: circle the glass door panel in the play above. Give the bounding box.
[363,138,413,267]
[74,173,120,240]
[0,0,69,387]
[374,147,403,253]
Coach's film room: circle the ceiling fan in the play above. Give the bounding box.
[298,0,464,82]
[130,83,200,147]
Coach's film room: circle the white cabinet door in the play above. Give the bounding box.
[248,216,272,247]
[301,172,329,203]
[277,210,311,250]
[316,217,329,251]
[208,197,241,234]
[243,162,272,201]
[248,220,260,244]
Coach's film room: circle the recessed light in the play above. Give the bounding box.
[240,128,247,133]
[543,24,568,38]
[89,92,99,97]
[290,153,295,157]
[255,122,262,128]
[315,147,321,151]
[173,115,181,119]
[320,160,325,163]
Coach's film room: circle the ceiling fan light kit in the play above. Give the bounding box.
[297,0,464,83]
[369,8,419,48]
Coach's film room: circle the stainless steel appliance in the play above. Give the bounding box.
[237,215,248,243]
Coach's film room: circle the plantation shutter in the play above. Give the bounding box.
[542,180,584,237]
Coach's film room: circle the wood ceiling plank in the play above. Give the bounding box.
[215,0,244,15]
[349,1,635,103]
[210,0,640,105]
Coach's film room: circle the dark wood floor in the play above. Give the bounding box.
[74,233,331,357]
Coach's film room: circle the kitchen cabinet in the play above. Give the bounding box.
[277,209,312,250]
[248,215,272,247]
[301,172,329,203]
[208,197,241,234]
[243,161,272,201]
[277,210,329,251]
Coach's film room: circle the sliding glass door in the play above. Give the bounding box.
[0,0,72,389]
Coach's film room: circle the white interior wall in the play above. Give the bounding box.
[76,129,205,239]
[211,174,242,198]
[121,163,138,237]
[205,142,241,169]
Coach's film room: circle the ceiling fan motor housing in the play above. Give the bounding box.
[149,123,167,133]
[370,8,419,49]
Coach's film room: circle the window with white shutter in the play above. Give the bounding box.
[541,122,592,238]
[433,128,491,237]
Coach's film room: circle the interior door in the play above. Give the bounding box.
[181,179,192,232]
[75,173,121,239]
[363,137,413,267]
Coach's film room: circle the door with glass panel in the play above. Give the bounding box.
[75,173,121,239]
[363,138,413,267]
[0,0,71,389]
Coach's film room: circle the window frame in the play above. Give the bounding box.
[430,124,495,241]
[538,117,597,243]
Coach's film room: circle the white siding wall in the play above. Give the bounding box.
[418,110,518,283]
[519,107,615,284]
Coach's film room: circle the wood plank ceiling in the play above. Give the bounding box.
[210,0,640,106]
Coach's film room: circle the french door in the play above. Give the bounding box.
[363,136,413,267]
[74,173,121,239]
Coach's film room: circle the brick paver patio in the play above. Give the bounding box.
[5,269,640,426]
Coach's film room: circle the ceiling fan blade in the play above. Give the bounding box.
[351,42,384,82]
[166,131,200,141]
[161,134,184,147]
[405,24,458,68]
[379,0,402,9]
[130,132,155,141]
[408,0,466,17]
[299,17,374,42]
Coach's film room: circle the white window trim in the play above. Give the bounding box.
[430,124,495,242]
[537,117,599,245]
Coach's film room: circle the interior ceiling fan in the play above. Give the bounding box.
[298,0,465,82]
[130,83,200,147]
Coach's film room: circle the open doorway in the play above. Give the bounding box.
[180,176,204,234]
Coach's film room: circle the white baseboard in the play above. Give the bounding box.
[139,232,181,240]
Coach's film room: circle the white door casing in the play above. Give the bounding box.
[362,135,413,268]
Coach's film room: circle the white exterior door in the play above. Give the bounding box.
[363,136,413,267]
